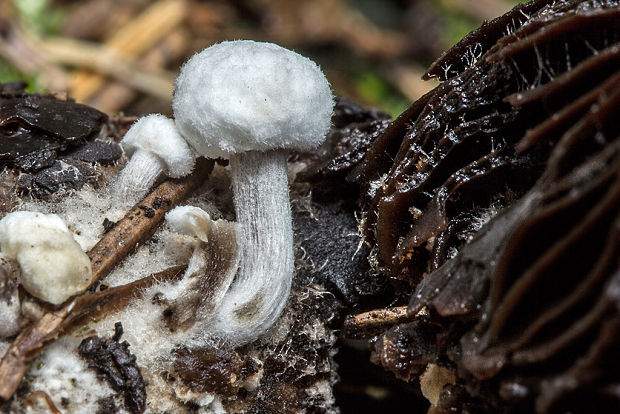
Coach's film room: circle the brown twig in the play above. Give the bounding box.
[343,306,414,339]
[22,390,62,414]
[0,158,213,401]
[87,158,213,283]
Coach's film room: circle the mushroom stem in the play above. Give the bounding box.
[212,149,293,344]
[115,149,165,204]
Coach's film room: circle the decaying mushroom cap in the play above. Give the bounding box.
[0,211,92,305]
[172,40,334,159]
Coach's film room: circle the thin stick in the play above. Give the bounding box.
[88,158,213,283]
[0,158,213,401]
[70,0,186,102]
[40,37,175,100]
[343,306,413,339]
[62,265,188,334]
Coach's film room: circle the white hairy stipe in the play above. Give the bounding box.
[0,211,92,305]
[211,150,294,344]
[173,40,334,159]
[117,114,195,204]
[116,150,165,205]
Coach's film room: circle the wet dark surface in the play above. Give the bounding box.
[172,346,261,397]
[16,159,97,197]
[347,0,620,412]
[0,82,121,197]
[2,2,620,411]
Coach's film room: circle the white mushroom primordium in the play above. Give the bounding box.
[173,40,334,345]
[0,211,93,306]
[116,114,195,204]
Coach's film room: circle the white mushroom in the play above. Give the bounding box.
[173,40,333,344]
[0,211,93,306]
[115,114,195,204]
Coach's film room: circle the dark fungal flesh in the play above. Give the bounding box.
[350,0,620,412]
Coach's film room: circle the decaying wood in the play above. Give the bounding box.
[0,158,213,401]
[343,305,413,339]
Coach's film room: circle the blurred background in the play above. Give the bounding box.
[0,0,520,118]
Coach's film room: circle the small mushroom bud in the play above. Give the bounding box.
[173,40,334,344]
[115,114,195,204]
[0,211,93,306]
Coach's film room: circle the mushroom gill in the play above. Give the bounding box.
[350,0,620,412]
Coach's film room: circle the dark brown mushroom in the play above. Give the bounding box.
[350,0,620,412]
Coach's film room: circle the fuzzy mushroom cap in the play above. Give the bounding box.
[0,211,93,305]
[121,114,195,178]
[172,40,334,159]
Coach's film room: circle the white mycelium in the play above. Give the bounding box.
[0,254,22,337]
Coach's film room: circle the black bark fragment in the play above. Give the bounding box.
[78,322,146,414]
[349,1,620,412]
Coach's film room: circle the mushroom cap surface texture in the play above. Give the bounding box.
[121,114,195,178]
[172,40,334,159]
